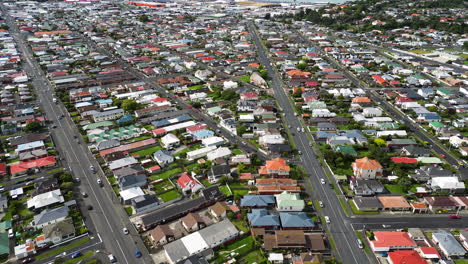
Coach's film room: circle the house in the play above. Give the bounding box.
[163,220,239,264]
[409,166,454,182]
[240,195,276,208]
[153,150,174,167]
[161,134,180,149]
[352,157,383,179]
[206,147,231,161]
[177,173,203,194]
[92,108,124,122]
[41,219,75,245]
[350,180,384,196]
[387,250,427,264]
[208,164,230,183]
[263,231,326,251]
[432,232,466,257]
[209,202,228,219]
[258,158,290,178]
[279,212,315,230]
[181,213,205,232]
[118,174,147,191]
[14,241,35,259]
[369,232,416,252]
[424,196,463,212]
[9,156,56,176]
[0,195,7,213]
[131,194,160,214]
[150,224,175,245]
[418,247,441,259]
[275,191,305,211]
[377,196,411,211]
[387,139,417,148]
[429,177,465,193]
[33,178,59,196]
[399,146,431,157]
[33,205,69,229]
[120,187,145,205]
[352,197,383,211]
[27,190,64,210]
[108,157,139,171]
[248,209,280,229]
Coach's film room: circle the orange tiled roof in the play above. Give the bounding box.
[353,157,382,170]
[259,158,290,174]
[352,97,371,103]
[287,69,311,77]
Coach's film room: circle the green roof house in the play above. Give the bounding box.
[0,221,11,232]
[333,145,358,156]
[0,232,9,256]
[275,191,305,212]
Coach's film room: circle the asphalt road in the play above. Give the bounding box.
[0,5,153,264]
[249,22,371,264]
[350,215,468,230]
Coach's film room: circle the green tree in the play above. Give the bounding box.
[121,99,141,112]
[374,138,386,147]
[138,15,149,23]
[397,177,412,193]
[59,173,73,183]
[60,182,74,191]
[25,121,42,132]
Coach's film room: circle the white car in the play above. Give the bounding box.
[97,179,103,186]
[324,216,330,224]
[108,254,117,263]
[123,228,129,235]
[320,178,325,185]
[319,201,324,208]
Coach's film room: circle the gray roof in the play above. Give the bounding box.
[34,206,69,226]
[96,139,120,150]
[153,150,173,162]
[353,197,383,209]
[198,219,238,246]
[119,174,147,189]
[164,239,190,263]
[433,232,466,256]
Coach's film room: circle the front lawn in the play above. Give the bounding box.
[129,145,162,157]
[124,207,133,216]
[127,135,152,143]
[201,179,212,187]
[152,179,174,193]
[231,219,249,232]
[384,184,405,194]
[213,235,255,263]
[240,250,267,264]
[219,185,232,196]
[237,75,250,82]
[158,190,181,202]
[188,84,204,90]
[232,149,243,155]
[150,167,182,181]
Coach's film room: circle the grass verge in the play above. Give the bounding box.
[36,237,91,260]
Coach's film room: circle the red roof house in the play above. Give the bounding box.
[391,157,418,164]
[9,156,56,176]
[388,250,427,264]
[369,232,416,252]
[177,173,202,194]
[0,163,6,176]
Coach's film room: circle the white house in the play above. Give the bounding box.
[430,177,465,192]
[206,147,232,161]
[187,146,217,160]
[223,80,238,89]
[161,133,180,149]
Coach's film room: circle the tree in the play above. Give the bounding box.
[397,177,412,193]
[25,121,42,132]
[59,173,73,183]
[121,99,141,112]
[221,89,238,101]
[60,182,74,191]
[374,138,386,147]
[138,15,149,23]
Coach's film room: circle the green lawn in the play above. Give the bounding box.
[232,189,248,196]
[231,219,249,232]
[354,231,372,255]
[384,184,405,194]
[188,84,204,90]
[237,75,250,82]
[348,200,379,215]
[338,198,350,216]
[454,260,468,264]
[36,237,91,260]
[47,168,64,174]
[219,185,232,196]
[129,145,162,157]
[409,49,430,54]
[213,236,255,263]
[153,179,174,193]
[239,250,267,264]
[127,135,152,143]
[232,149,243,155]
[150,167,182,181]
[201,179,212,187]
[158,190,181,202]
[18,208,34,218]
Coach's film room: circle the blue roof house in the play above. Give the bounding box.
[240,195,275,208]
[248,209,280,229]
[279,212,315,230]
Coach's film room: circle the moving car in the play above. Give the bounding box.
[449,214,461,219]
[71,251,81,259]
[81,192,88,198]
[97,179,102,186]
[21,258,34,264]
[324,216,330,224]
[108,254,117,263]
[87,205,93,210]
[320,178,325,185]
[123,228,129,235]
[90,166,96,173]
[319,201,324,208]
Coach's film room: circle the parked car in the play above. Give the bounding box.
[8,229,14,238]
[134,250,142,258]
[21,257,34,264]
[320,178,325,185]
[123,228,129,235]
[97,179,102,186]
[108,254,117,263]
[87,205,93,210]
[319,201,324,208]
[324,216,330,224]
[81,192,88,198]
[357,239,363,249]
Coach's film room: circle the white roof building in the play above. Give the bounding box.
[27,189,64,209]
[161,133,180,148]
[201,136,225,147]
[430,177,465,191]
[16,140,44,153]
[207,147,232,161]
[120,187,144,202]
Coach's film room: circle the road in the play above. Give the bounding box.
[248,22,371,264]
[0,5,153,264]
[67,23,268,161]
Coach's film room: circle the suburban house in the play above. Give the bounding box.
[258,158,290,178]
[177,173,203,194]
[369,232,416,252]
[248,209,280,229]
[279,212,315,230]
[350,180,384,196]
[274,191,305,211]
[432,232,466,257]
[150,224,175,246]
[32,205,69,229]
[181,213,205,232]
[27,189,64,211]
[240,195,276,209]
[153,150,174,167]
[352,157,383,179]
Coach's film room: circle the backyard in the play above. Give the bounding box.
[129,145,162,157]
[213,235,262,263]
[158,190,182,202]
[149,167,182,181]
